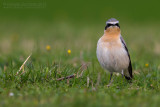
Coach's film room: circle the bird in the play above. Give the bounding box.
[96,18,133,86]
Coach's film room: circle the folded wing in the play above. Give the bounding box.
[120,36,133,80]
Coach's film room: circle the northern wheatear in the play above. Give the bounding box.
[96,18,132,85]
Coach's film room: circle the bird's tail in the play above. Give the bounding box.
[124,69,133,80]
[124,76,132,80]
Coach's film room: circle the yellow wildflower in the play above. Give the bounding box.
[67,49,71,54]
[145,63,149,67]
[46,45,51,51]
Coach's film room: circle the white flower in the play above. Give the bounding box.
[9,92,14,96]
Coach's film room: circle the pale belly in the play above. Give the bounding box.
[96,41,129,73]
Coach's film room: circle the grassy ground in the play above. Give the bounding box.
[0,20,160,107]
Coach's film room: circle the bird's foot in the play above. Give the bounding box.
[106,82,112,87]
[107,84,111,87]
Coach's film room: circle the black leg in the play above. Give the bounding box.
[121,74,124,78]
[109,73,113,82]
[107,73,113,87]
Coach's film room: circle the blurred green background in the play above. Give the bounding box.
[1,0,160,22]
[0,0,160,62]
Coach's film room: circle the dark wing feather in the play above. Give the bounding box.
[120,36,133,80]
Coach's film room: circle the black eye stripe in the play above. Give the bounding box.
[115,24,120,28]
[105,23,120,30]
[107,24,112,27]
[105,24,112,29]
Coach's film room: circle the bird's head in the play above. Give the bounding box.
[105,18,121,34]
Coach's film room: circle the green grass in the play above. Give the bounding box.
[0,20,160,107]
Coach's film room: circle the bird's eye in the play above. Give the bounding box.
[105,24,112,30]
[115,23,120,28]
[107,24,112,27]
